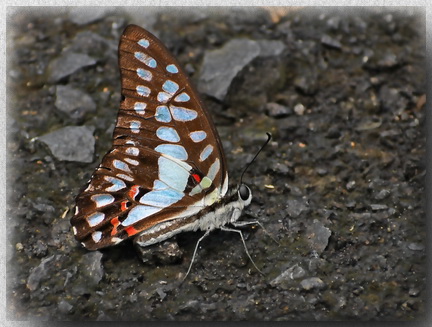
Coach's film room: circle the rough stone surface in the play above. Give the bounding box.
[38,126,95,162]
[69,7,112,25]
[306,220,331,254]
[48,52,97,83]
[55,85,97,120]
[198,39,261,100]
[8,7,426,321]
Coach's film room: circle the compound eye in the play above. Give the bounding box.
[239,184,250,201]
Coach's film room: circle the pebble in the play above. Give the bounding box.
[38,126,95,163]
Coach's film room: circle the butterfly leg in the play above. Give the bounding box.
[232,220,280,245]
[183,229,211,281]
[220,226,263,275]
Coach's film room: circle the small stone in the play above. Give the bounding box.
[286,199,309,218]
[300,277,326,291]
[58,300,73,314]
[407,243,424,251]
[55,85,97,120]
[370,204,388,211]
[256,40,286,57]
[266,102,291,118]
[408,287,420,297]
[270,264,306,287]
[346,181,356,191]
[69,7,112,25]
[293,103,305,115]
[375,189,391,200]
[316,168,328,176]
[38,126,95,163]
[198,39,261,100]
[80,251,104,286]
[27,255,60,291]
[321,34,342,49]
[135,239,183,265]
[16,243,24,251]
[48,52,97,83]
[306,220,331,254]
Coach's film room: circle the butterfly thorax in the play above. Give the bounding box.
[134,184,252,247]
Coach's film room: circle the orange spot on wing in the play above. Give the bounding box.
[110,217,120,236]
[125,225,139,236]
[128,185,140,199]
[192,173,201,182]
[121,201,130,211]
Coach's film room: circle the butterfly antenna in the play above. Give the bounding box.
[239,132,272,186]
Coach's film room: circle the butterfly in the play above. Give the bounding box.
[70,24,270,276]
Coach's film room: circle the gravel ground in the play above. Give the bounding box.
[6,7,427,321]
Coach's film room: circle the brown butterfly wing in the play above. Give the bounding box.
[71,25,229,250]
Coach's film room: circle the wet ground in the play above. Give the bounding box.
[6,7,427,321]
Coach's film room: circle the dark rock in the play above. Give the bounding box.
[321,34,342,49]
[135,239,184,265]
[67,31,116,59]
[78,251,104,287]
[266,102,291,118]
[69,7,112,25]
[355,117,382,131]
[306,220,331,254]
[375,189,391,200]
[33,240,48,258]
[293,74,317,95]
[38,126,95,163]
[407,243,424,251]
[293,103,306,115]
[286,198,309,218]
[256,40,286,57]
[27,255,61,292]
[370,204,388,211]
[300,277,326,291]
[47,52,97,83]
[55,85,97,120]
[58,300,73,314]
[270,264,306,288]
[346,180,356,191]
[198,39,261,100]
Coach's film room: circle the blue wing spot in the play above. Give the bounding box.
[138,38,150,48]
[200,144,214,161]
[130,121,141,134]
[158,157,190,192]
[91,194,114,208]
[166,64,178,73]
[126,147,139,156]
[170,105,197,121]
[157,92,171,104]
[137,68,152,81]
[122,205,162,226]
[136,85,150,97]
[156,126,181,143]
[105,176,126,192]
[174,92,190,102]
[134,52,157,68]
[189,130,207,143]
[92,231,103,242]
[134,102,147,114]
[87,212,105,227]
[113,159,131,172]
[155,144,188,160]
[139,188,184,207]
[162,80,179,95]
[155,106,172,123]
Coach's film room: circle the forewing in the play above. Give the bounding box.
[71,25,229,250]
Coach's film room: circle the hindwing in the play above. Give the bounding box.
[71,25,229,250]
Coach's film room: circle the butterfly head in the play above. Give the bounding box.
[238,183,252,207]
